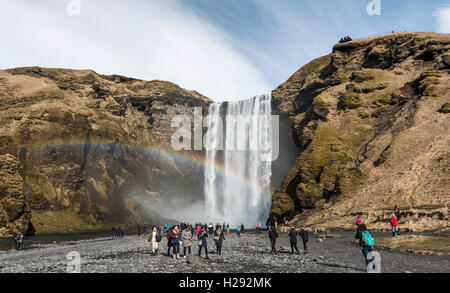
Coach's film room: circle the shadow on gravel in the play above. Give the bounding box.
[317,262,366,272]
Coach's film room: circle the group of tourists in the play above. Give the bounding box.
[354,206,402,269]
[111,225,126,238]
[146,222,229,260]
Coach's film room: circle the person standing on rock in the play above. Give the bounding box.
[198,226,209,259]
[299,224,309,254]
[171,225,181,260]
[355,224,375,267]
[390,214,399,237]
[214,226,225,256]
[182,225,192,258]
[394,205,401,221]
[14,232,24,250]
[268,226,278,253]
[288,226,299,254]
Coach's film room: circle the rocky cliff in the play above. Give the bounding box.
[0,67,211,237]
[270,32,449,232]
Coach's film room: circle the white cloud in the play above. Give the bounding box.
[434,5,450,33]
[0,0,271,101]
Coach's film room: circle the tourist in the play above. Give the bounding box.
[198,226,209,259]
[171,225,181,260]
[255,222,259,231]
[268,226,278,253]
[14,232,24,250]
[143,223,147,234]
[299,224,309,254]
[181,225,192,258]
[226,223,229,233]
[288,226,299,254]
[208,223,214,238]
[241,223,245,233]
[111,226,116,238]
[273,216,278,229]
[394,205,401,220]
[214,226,225,255]
[166,226,173,256]
[355,224,375,267]
[283,216,287,225]
[356,215,362,225]
[236,226,241,238]
[148,226,160,255]
[137,224,141,237]
[390,213,399,236]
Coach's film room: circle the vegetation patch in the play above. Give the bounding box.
[338,93,362,110]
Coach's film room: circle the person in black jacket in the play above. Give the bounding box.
[299,224,309,254]
[198,226,209,259]
[268,226,278,253]
[213,226,225,255]
[288,227,299,254]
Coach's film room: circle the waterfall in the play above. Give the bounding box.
[203,95,272,227]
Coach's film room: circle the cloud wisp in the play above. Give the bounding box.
[0,0,271,102]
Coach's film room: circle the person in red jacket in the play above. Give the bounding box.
[390,214,399,237]
[166,226,173,256]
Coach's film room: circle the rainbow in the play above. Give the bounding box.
[23,140,272,198]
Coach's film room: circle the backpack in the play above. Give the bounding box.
[156,234,162,242]
[361,231,374,247]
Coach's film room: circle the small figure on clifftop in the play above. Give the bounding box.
[299,224,309,254]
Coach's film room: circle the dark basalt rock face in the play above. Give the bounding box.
[269,32,450,232]
[0,67,211,236]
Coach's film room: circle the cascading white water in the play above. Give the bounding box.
[203,95,272,227]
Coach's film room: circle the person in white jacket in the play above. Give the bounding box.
[148,226,160,254]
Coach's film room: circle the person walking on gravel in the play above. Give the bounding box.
[181,225,192,258]
[390,214,399,237]
[299,224,309,254]
[288,226,299,254]
[268,226,278,253]
[171,225,181,260]
[355,224,374,266]
[213,226,225,256]
[236,225,241,238]
[198,226,209,259]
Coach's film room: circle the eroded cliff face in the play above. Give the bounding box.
[270,32,450,232]
[0,67,211,236]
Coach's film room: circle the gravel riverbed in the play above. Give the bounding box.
[0,231,448,273]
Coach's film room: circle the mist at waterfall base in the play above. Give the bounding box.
[134,95,300,228]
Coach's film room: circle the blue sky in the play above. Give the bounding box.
[1,0,449,101]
